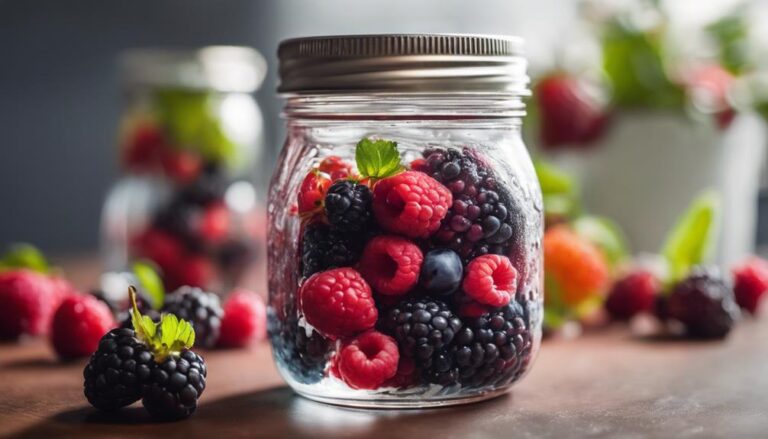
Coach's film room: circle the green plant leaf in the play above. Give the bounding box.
[0,243,50,274]
[128,286,195,363]
[132,261,165,311]
[661,191,720,284]
[355,138,404,180]
[534,160,574,195]
[572,215,629,268]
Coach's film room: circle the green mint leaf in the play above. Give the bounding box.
[355,138,404,180]
[0,243,50,274]
[132,261,165,311]
[572,215,628,268]
[661,191,720,284]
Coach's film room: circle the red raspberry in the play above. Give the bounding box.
[0,270,62,338]
[337,330,399,390]
[217,289,267,348]
[198,202,231,243]
[132,228,185,274]
[299,268,377,339]
[122,124,164,170]
[168,256,214,290]
[462,255,518,307]
[409,158,427,172]
[732,257,768,314]
[51,294,116,359]
[298,171,331,215]
[382,356,418,389]
[372,171,452,238]
[605,270,659,320]
[161,150,203,184]
[318,156,354,181]
[359,236,423,296]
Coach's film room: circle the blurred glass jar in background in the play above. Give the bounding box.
[101,46,267,293]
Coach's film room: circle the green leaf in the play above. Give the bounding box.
[534,160,574,195]
[128,286,195,363]
[661,191,720,284]
[0,243,50,274]
[132,261,165,311]
[355,138,404,180]
[572,215,629,268]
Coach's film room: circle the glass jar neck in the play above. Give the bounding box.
[282,93,526,120]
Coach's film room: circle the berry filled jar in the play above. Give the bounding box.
[269,34,543,407]
[101,47,267,293]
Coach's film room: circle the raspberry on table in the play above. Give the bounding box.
[51,294,117,359]
[605,270,659,320]
[732,257,768,314]
[544,225,609,306]
[359,235,423,296]
[324,180,373,232]
[162,286,223,348]
[300,222,365,278]
[462,254,518,307]
[217,289,267,348]
[337,330,399,390]
[0,270,62,338]
[299,267,378,339]
[666,267,740,339]
[142,349,207,420]
[372,171,452,239]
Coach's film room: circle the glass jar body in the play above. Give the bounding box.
[268,95,544,407]
[101,87,266,294]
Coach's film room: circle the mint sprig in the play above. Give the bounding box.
[0,243,50,274]
[129,286,195,362]
[355,138,404,180]
[132,261,165,311]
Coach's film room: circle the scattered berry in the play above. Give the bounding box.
[51,295,117,359]
[337,331,399,390]
[543,225,609,306]
[142,349,207,420]
[462,255,518,307]
[318,156,354,181]
[83,327,155,411]
[299,267,377,339]
[162,287,223,348]
[419,249,463,296]
[0,270,61,338]
[324,180,373,232]
[359,235,423,296]
[300,222,365,278]
[605,270,659,320]
[372,171,452,239]
[732,257,768,314]
[217,290,267,348]
[297,171,331,215]
[666,267,740,339]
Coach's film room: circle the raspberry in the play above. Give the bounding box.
[131,228,185,277]
[318,156,354,181]
[462,255,518,307]
[732,257,768,314]
[122,124,164,171]
[337,331,399,390]
[161,150,203,184]
[372,171,452,238]
[142,349,207,420]
[83,328,155,411]
[162,287,223,348]
[666,267,740,339]
[324,180,373,232]
[167,256,214,290]
[0,270,62,338]
[300,222,365,278]
[299,268,377,339]
[605,270,659,320]
[51,294,117,359]
[197,202,231,244]
[543,225,609,306]
[359,235,423,296]
[421,148,523,263]
[297,170,331,215]
[217,290,267,348]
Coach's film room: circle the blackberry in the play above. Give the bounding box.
[421,148,523,263]
[142,349,207,420]
[300,222,364,278]
[162,287,223,348]
[177,164,228,205]
[666,266,740,339]
[83,328,154,411]
[324,180,373,232]
[382,298,462,375]
[269,313,330,384]
[451,301,533,388]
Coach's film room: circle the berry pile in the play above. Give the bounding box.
[273,138,537,393]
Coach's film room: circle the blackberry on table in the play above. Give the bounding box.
[162,287,223,348]
[142,349,207,420]
[83,328,154,411]
[300,222,364,278]
[382,297,462,380]
[666,266,740,339]
[324,180,373,232]
[421,148,523,263]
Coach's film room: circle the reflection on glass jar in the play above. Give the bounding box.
[268,34,544,408]
[101,46,267,294]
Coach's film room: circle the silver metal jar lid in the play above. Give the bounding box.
[120,46,267,93]
[277,34,529,94]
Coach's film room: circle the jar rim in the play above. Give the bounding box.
[277,34,529,95]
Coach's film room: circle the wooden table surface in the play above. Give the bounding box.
[1,257,767,438]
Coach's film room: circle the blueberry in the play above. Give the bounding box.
[419,249,463,295]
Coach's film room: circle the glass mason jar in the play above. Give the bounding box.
[101,46,267,294]
[268,35,543,408]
